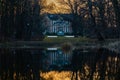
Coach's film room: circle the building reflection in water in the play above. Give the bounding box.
[0,48,120,80]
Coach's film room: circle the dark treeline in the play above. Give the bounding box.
[0,0,45,42]
[0,0,120,41]
[59,0,120,39]
[0,48,44,80]
[71,48,120,80]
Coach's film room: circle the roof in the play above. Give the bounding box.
[47,14,73,21]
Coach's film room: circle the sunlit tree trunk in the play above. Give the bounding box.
[0,0,3,41]
[98,0,106,28]
[0,0,15,41]
[1,0,7,41]
[88,0,105,41]
[111,0,120,27]
[31,0,45,40]
[111,0,120,38]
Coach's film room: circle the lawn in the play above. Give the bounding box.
[43,36,94,43]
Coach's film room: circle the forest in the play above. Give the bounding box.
[0,0,120,41]
[0,1,120,80]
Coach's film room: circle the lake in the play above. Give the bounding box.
[0,47,120,80]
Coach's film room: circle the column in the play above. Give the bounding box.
[65,25,66,33]
[52,21,54,33]
[66,25,69,33]
[55,25,56,33]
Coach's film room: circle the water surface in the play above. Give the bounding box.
[0,48,120,80]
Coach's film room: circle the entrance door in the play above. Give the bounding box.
[57,27,64,36]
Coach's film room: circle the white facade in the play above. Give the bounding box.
[46,15,73,35]
[46,50,72,66]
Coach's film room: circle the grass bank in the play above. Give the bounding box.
[43,36,94,43]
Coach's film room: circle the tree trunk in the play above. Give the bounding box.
[111,0,120,38]
[111,0,120,27]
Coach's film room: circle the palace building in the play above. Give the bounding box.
[46,14,73,35]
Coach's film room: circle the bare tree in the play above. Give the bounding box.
[58,0,84,36]
[0,0,45,41]
[111,0,120,38]
[111,0,120,27]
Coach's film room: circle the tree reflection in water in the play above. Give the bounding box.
[70,48,120,80]
[0,48,120,80]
